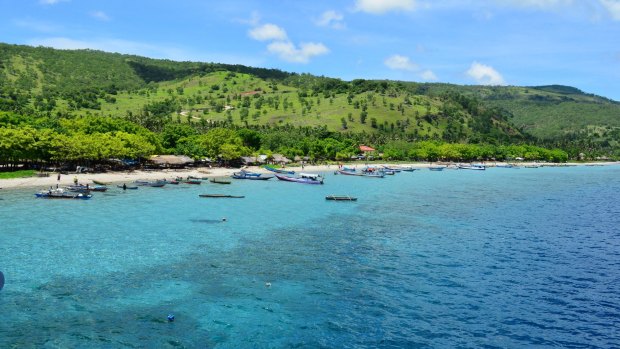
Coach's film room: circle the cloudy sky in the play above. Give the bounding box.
[1,0,618,100]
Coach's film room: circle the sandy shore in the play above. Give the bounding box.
[0,161,618,191]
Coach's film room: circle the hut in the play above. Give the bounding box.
[148,155,195,169]
[272,154,291,165]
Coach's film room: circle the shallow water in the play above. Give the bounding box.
[1,166,619,348]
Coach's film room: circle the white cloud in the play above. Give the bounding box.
[420,69,438,81]
[316,10,345,29]
[267,41,329,63]
[248,23,288,42]
[385,54,419,71]
[600,0,620,20]
[90,11,110,21]
[354,0,416,14]
[466,62,506,85]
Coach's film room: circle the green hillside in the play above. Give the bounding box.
[1,43,619,160]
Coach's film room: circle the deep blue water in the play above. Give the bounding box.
[1,166,619,348]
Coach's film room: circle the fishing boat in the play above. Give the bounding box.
[66,184,108,192]
[35,188,92,199]
[429,166,446,171]
[184,180,202,185]
[337,170,384,178]
[117,184,138,190]
[231,171,272,180]
[210,178,232,184]
[382,166,402,173]
[401,166,418,172]
[274,173,324,184]
[325,195,357,201]
[134,180,167,187]
[264,165,295,175]
[199,194,245,198]
[92,180,109,185]
[458,164,486,170]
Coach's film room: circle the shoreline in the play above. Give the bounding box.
[0,161,618,191]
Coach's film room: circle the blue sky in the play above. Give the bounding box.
[1,0,619,100]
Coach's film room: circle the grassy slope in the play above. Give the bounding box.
[2,43,618,140]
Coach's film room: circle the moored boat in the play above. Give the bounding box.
[264,166,295,175]
[337,169,384,178]
[429,166,446,171]
[274,173,323,184]
[210,178,232,184]
[199,194,245,198]
[117,184,138,190]
[134,180,167,187]
[35,188,92,199]
[231,171,272,180]
[458,164,486,170]
[326,195,357,201]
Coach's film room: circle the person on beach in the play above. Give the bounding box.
[73,176,78,185]
[57,173,60,181]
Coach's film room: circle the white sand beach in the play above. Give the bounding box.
[0,161,618,191]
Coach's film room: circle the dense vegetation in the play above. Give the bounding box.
[1,43,617,169]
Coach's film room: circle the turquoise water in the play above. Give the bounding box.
[1,166,619,348]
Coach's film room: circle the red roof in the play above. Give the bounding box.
[359,145,375,152]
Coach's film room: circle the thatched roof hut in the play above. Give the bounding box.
[149,155,194,168]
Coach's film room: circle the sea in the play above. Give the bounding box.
[1,165,619,348]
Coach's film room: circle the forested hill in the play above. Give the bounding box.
[1,43,619,156]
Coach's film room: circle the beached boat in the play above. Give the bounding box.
[264,166,295,175]
[326,195,357,201]
[92,180,109,185]
[274,173,324,184]
[199,194,245,198]
[117,184,138,190]
[231,171,272,180]
[35,188,92,199]
[210,178,232,184]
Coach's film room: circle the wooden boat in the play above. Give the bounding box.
[117,184,138,190]
[274,173,323,184]
[35,189,92,199]
[326,195,357,201]
[210,178,232,184]
[66,184,108,192]
[337,169,384,178]
[264,165,295,175]
[231,171,272,180]
[382,166,402,173]
[458,164,486,170]
[184,180,202,185]
[401,166,418,172]
[199,194,245,198]
[429,166,446,171]
[134,180,167,187]
[92,180,109,185]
